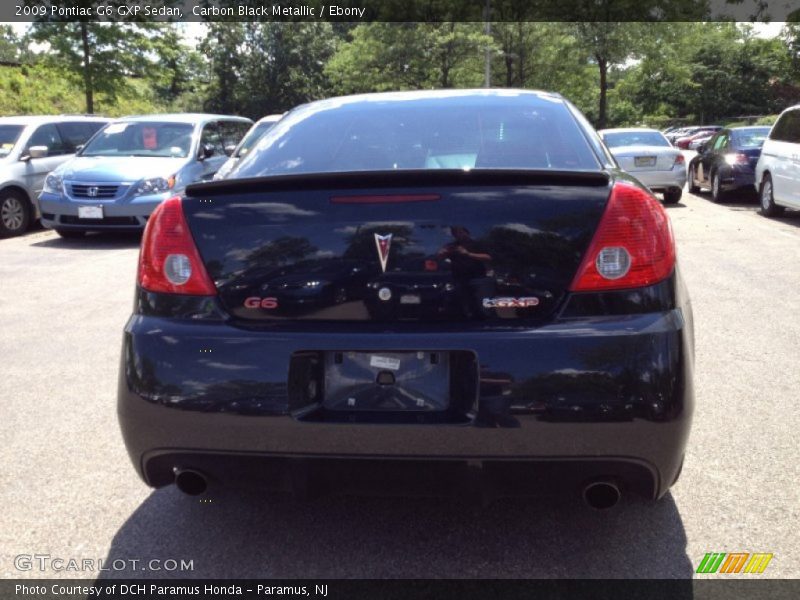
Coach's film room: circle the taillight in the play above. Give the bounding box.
[138,196,216,295]
[673,154,685,166]
[724,153,748,165]
[569,182,675,292]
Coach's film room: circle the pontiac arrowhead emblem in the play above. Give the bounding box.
[374,233,392,273]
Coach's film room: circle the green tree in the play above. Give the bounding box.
[326,22,491,93]
[199,22,248,115]
[30,22,159,113]
[572,22,645,129]
[239,22,339,115]
[0,26,23,64]
[202,22,339,118]
[148,25,207,108]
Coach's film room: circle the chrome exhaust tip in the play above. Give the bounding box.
[582,480,621,509]
[174,469,208,496]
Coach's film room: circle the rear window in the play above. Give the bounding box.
[733,128,770,149]
[602,131,670,148]
[232,95,601,178]
[769,111,800,143]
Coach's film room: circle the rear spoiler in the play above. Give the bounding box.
[187,169,611,198]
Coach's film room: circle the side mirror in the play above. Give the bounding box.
[74,144,84,154]
[223,144,237,157]
[198,143,215,160]
[25,145,49,160]
[696,143,707,154]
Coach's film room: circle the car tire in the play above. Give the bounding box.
[55,229,86,239]
[663,187,682,204]
[688,166,700,194]
[710,171,726,203]
[759,174,784,218]
[0,190,31,238]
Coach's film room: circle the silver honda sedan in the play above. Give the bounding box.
[599,127,687,204]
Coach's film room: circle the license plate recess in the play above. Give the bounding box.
[324,351,449,412]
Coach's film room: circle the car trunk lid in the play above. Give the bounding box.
[182,170,611,325]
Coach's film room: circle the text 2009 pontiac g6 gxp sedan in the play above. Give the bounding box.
[118,90,693,509]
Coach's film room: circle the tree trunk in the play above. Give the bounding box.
[505,51,514,87]
[79,22,94,114]
[596,54,608,130]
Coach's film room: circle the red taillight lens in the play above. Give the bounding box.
[569,182,675,292]
[138,196,216,295]
[673,153,685,166]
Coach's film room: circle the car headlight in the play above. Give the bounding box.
[135,175,175,196]
[43,173,63,194]
[304,280,324,288]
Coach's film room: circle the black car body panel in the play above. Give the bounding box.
[118,90,694,500]
[120,272,693,498]
[183,170,610,324]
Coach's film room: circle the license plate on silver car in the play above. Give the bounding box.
[78,206,103,219]
[634,156,656,167]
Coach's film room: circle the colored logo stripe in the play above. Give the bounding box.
[744,553,773,573]
[696,553,726,573]
[696,552,773,574]
[720,553,749,573]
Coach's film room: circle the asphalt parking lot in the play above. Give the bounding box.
[1,178,799,579]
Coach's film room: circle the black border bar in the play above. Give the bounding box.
[3,579,800,600]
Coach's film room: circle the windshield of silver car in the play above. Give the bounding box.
[81,122,194,158]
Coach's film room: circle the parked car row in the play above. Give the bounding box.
[0,112,284,238]
[609,109,800,218]
[3,104,798,240]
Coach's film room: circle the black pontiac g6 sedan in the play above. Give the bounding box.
[118,90,694,508]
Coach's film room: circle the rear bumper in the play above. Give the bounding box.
[632,167,687,192]
[118,295,694,499]
[720,166,756,191]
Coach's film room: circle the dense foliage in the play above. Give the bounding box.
[1,22,797,127]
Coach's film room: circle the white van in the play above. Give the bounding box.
[754,105,800,217]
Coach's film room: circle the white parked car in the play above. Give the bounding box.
[213,113,283,180]
[754,106,800,217]
[599,128,687,204]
